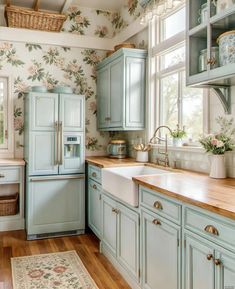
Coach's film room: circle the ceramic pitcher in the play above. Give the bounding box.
[209,154,226,179]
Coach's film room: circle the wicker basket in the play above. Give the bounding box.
[114,43,136,51]
[5,5,67,32]
[0,193,18,216]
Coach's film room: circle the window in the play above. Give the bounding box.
[150,5,206,144]
[0,76,13,157]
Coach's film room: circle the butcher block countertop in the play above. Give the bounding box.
[86,156,235,220]
[0,158,25,166]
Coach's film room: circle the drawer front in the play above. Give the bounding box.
[0,167,20,183]
[88,165,101,184]
[184,207,235,251]
[140,186,182,225]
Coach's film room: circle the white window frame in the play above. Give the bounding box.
[0,75,14,158]
[147,4,209,146]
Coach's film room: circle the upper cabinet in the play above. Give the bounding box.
[96,48,147,131]
[186,0,235,113]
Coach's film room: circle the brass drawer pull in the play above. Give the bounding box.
[93,184,97,190]
[99,194,101,201]
[214,259,221,266]
[112,208,119,214]
[153,201,163,210]
[0,174,5,178]
[152,219,161,226]
[92,172,97,178]
[207,254,213,261]
[204,225,219,236]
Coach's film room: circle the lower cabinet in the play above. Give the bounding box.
[185,232,235,289]
[141,209,181,289]
[88,179,102,239]
[27,176,85,238]
[102,194,140,282]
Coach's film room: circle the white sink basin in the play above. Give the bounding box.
[102,166,171,207]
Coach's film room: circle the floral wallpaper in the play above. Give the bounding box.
[0,41,109,157]
[62,0,144,38]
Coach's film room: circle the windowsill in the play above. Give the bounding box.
[150,143,205,153]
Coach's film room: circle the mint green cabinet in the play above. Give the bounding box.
[185,232,235,289]
[141,209,181,289]
[96,48,147,131]
[185,234,215,289]
[88,179,102,239]
[102,193,140,282]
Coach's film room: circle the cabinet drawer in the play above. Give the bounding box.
[0,167,20,183]
[140,186,181,225]
[88,165,101,184]
[184,207,235,251]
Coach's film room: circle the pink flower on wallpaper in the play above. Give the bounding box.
[28,65,38,75]
[67,6,77,13]
[0,42,12,51]
[42,79,54,90]
[89,101,96,112]
[55,57,65,68]
[75,15,84,24]
[67,63,80,73]
[14,117,23,130]
[15,82,28,93]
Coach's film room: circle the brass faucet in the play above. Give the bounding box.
[149,125,172,167]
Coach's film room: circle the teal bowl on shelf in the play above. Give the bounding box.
[51,86,73,94]
[31,86,48,93]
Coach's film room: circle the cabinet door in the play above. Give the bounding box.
[125,57,145,129]
[215,249,235,289]
[185,234,215,289]
[27,176,85,236]
[29,131,58,175]
[60,94,84,131]
[88,179,102,239]
[102,195,117,256]
[109,57,124,128]
[142,210,181,289]
[97,66,110,129]
[117,203,140,282]
[30,92,58,131]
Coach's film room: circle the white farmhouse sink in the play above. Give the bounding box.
[102,166,171,207]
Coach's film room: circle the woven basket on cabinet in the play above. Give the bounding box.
[0,193,19,216]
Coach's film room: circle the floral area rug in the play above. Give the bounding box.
[11,250,99,289]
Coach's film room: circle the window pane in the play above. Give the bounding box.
[161,73,178,129]
[182,72,203,142]
[160,46,185,70]
[162,7,186,41]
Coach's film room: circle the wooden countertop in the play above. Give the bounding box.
[133,173,235,220]
[86,156,144,168]
[86,156,235,220]
[0,158,25,166]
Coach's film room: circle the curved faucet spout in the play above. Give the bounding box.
[149,125,172,144]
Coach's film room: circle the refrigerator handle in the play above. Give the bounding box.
[54,121,59,165]
[59,121,63,165]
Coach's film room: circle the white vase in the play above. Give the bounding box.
[209,154,226,179]
[136,151,149,162]
[172,138,182,147]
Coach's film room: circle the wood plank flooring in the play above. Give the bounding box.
[0,230,131,289]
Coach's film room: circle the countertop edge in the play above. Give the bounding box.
[0,159,25,166]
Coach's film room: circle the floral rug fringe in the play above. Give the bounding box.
[11,250,99,289]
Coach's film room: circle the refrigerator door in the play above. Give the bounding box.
[27,175,85,237]
[59,94,84,132]
[59,132,85,174]
[27,93,59,176]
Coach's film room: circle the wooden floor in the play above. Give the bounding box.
[0,230,131,289]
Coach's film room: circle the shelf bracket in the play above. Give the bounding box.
[212,87,231,114]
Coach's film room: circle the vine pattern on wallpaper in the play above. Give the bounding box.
[62,0,143,38]
[0,41,108,155]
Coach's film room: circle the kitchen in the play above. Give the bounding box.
[0,0,235,288]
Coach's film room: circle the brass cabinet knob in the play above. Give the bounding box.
[92,172,97,177]
[207,254,213,261]
[214,259,221,266]
[153,201,163,210]
[93,184,97,190]
[204,225,219,236]
[99,194,101,201]
[152,219,161,225]
[112,208,119,214]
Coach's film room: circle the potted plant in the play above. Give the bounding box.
[170,125,187,147]
[199,117,235,178]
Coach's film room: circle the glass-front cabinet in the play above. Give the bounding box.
[186,0,235,113]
